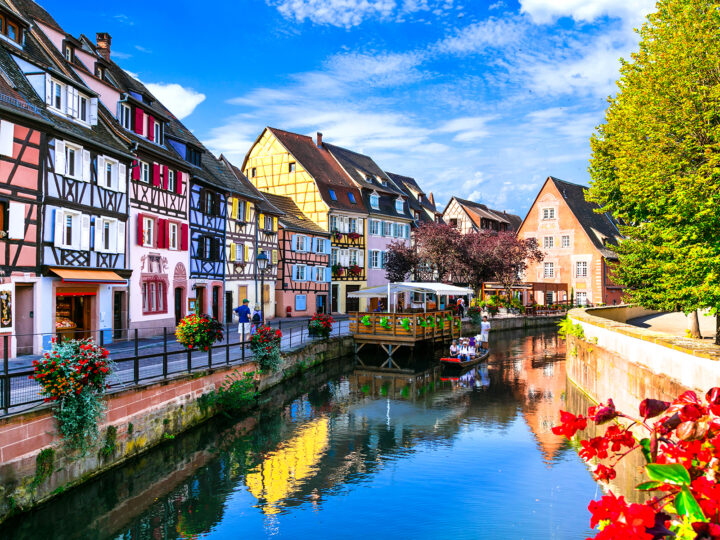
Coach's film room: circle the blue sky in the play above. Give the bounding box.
[40,0,655,217]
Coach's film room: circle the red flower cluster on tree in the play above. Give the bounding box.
[553,388,720,538]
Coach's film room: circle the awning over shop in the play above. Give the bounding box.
[347,282,473,298]
[50,268,126,284]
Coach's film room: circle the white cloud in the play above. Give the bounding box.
[145,83,206,119]
[519,0,655,25]
[437,116,496,142]
[435,17,524,55]
[268,0,455,28]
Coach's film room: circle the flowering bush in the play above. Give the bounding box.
[308,313,334,338]
[348,232,362,241]
[176,313,223,351]
[467,305,483,324]
[349,264,362,276]
[553,389,720,539]
[30,339,113,453]
[250,325,282,372]
[332,264,345,277]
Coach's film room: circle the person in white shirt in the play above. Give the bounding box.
[449,340,459,357]
[480,316,491,350]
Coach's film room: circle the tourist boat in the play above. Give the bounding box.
[440,348,490,369]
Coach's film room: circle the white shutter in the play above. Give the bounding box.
[97,155,105,187]
[118,163,127,193]
[54,140,65,174]
[7,202,24,240]
[44,74,52,106]
[94,218,102,252]
[80,214,90,250]
[65,86,73,116]
[0,120,14,157]
[82,149,91,182]
[54,209,63,246]
[89,98,98,125]
[357,250,364,267]
[117,220,125,254]
[357,218,364,234]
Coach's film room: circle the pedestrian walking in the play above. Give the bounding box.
[251,304,262,335]
[234,298,251,340]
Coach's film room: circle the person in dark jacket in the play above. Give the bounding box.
[234,299,251,339]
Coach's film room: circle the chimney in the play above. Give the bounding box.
[316,132,323,147]
[96,32,111,61]
[428,192,435,205]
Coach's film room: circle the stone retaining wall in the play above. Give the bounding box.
[0,335,353,523]
[462,314,564,336]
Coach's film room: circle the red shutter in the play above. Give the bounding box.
[148,116,155,142]
[157,218,166,248]
[137,214,144,245]
[180,223,188,251]
[162,165,169,190]
[132,159,140,180]
[165,220,171,247]
[176,171,184,194]
[134,108,143,135]
[152,163,160,186]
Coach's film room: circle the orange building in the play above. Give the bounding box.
[518,177,623,306]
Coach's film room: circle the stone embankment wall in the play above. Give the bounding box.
[0,336,354,523]
[463,314,563,336]
[566,306,720,412]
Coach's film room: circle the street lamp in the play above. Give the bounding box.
[257,251,269,324]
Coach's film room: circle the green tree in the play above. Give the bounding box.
[588,0,720,342]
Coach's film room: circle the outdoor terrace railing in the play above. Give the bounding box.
[348,310,460,342]
[0,318,350,417]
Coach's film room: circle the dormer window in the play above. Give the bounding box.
[395,199,404,213]
[418,194,423,204]
[95,64,104,78]
[329,190,337,201]
[64,45,73,62]
[187,146,201,166]
[0,15,21,45]
[154,122,162,144]
[289,162,296,173]
[46,76,95,125]
[118,103,131,129]
[370,193,379,209]
[348,193,356,204]
[50,79,64,110]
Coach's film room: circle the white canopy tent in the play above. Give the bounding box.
[347,282,474,313]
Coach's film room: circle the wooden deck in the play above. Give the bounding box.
[349,310,461,346]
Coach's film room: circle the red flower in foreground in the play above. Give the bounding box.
[551,410,587,438]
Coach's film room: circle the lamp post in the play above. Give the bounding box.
[257,251,269,325]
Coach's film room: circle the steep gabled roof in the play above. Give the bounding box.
[222,157,284,216]
[548,176,622,259]
[324,143,403,196]
[449,197,522,232]
[263,127,365,214]
[386,171,440,217]
[261,192,328,235]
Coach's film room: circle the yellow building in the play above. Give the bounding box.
[243,128,368,313]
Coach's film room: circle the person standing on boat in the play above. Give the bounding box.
[480,316,491,350]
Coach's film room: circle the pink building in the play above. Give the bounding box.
[262,193,331,317]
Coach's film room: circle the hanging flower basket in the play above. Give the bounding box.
[250,325,282,372]
[332,264,345,277]
[333,231,345,242]
[349,265,362,276]
[348,232,362,241]
[308,313,334,338]
[176,313,224,351]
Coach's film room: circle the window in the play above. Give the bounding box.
[168,222,178,250]
[561,235,570,248]
[395,199,404,213]
[65,214,73,246]
[349,218,357,233]
[370,193,379,209]
[576,261,588,278]
[349,250,358,266]
[167,170,176,192]
[149,283,157,312]
[154,122,162,144]
[55,209,83,249]
[64,46,73,62]
[50,79,64,111]
[103,158,118,189]
[544,262,555,278]
[380,251,387,269]
[315,238,326,253]
[295,235,307,252]
[143,217,154,247]
[78,96,88,122]
[545,291,554,305]
[142,283,148,312]
[331,248,338,266]
[576,291,588,306]
[329,189,337,201]
[542,207,556,220]
[348,193,356,204]
[119,103,131,129]
[330,215,337,231]
[295,294,307,311]
[102,220,111,251]
[251,167,256,178]
[543,236,554,249]
[371,250,380,269]
[370,219,380,236]
[449,218,458,228]
[296,265,306,281]
[140,161,150,183]
[64,143,82,179]
[289,162,296,172]
[382,222,392,236]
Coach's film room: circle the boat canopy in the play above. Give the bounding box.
[347,282,473,298]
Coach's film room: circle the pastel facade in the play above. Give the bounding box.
[386,172,443,225]
[518,176,624,306]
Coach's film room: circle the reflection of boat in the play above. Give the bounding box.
[440,349,490,369]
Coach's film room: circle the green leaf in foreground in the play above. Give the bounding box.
[636,481,663,491]
[645,463,690,485]
[675,485,706,521]
[639,438,652,464]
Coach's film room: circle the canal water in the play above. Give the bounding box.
[1,328,601,539]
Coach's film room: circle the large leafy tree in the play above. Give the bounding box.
[384,240,418,282]
[589,0,720,341]
[413,223,464,282]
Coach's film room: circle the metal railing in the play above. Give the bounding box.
[0,318,350,417]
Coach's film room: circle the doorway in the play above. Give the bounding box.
[346,285,360,313]
[15,285,33,356]
[316,294,327,314]
[225,292,233,323]
[174,288,183,324]
[113,291,125,340]
[331,284,339,313]
[196,286,205,315]
[212,286,221,321]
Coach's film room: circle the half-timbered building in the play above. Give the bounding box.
[386,172,443,225]
[243,128,367,314]
[222,157,282,322]
[261,192,330,317]
[1,3,133,350]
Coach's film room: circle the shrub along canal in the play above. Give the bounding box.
[1,328,604,539]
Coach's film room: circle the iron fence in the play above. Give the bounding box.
[0,318,350,417]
